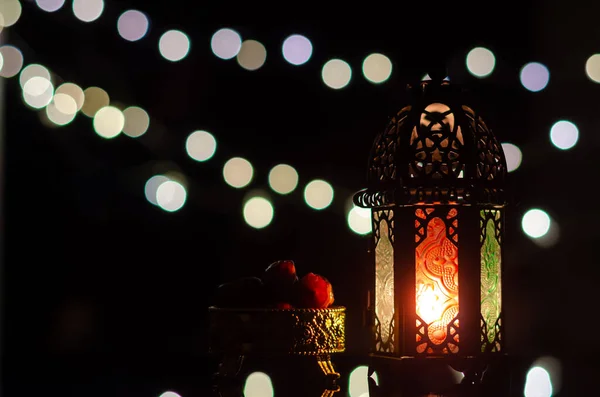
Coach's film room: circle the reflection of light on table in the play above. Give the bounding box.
[416,283,444,324]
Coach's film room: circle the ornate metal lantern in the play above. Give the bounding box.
[353,75,507,387]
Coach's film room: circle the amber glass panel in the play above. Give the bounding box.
[415,209,459,353]
[480,210,502,348]
[374,210,394,353]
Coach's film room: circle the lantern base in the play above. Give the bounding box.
[366,354,520,397]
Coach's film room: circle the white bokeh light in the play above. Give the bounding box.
[585,54,600,83]
[93,106,125,139]
[244,372,274,397]
[55,82,85,111]
[22,76,54,109]
[362,53,392,84]
[35,0,65,13]
[243,197,274,229]
[524,366,552,397]
[211,28,242,60]
[282,34,313,66]
[550,120,578,150]
[347,206,372,235]
[501,143,522,172]
[466,47,496,78]
[520,62,550,92]
[322,59,352,89]
[268,164,299,195]
[46,93,77,126]
[522,209,551,239]
[349,366,379,397]
[237,40,267,71]
[117,10,149,42]
[72,0,104,23]
[159,30,191,62]
[0,45,24,78]
[304,179,334,210]
[156,180,187,212]
[185,130,217,162]
[223,157,253,188]
[122,106,150,137]
[19,64,51,89]
[158,391,181,397]
[145,175,169,206]
[0,0,22,27]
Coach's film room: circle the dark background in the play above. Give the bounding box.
[4,0,600,395]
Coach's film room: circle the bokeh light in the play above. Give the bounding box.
[237,40,267,71]
[55,83,85,111]
[46,93,77,126]
[282,34,312,66]
[585,54,600,83]
[159,30,190,62]
[93,106,125,139]
[35,0,65,13]
[522,209,551,239]
[81,86,109,117]
[156,180,187,212]
[72,0,104,23]
[0,0,22,27]
[22,76,54,109]
[223,157,253,188]
[304,179,334,210]
[117,10,149,42]
[322,59,352,89]
[210,28,242,60]
[347,206,372,235]
[268,164,298,195]
[362,53,392,84]
[501,143,522,172]
[19,64,51,89]
[531,356,562,394]
[244,372,274,397]
[466,47,496,78]
[145,175,169,206]
[550,120,578,150]
[349,366,379,397]
[243,197,274,229]
[122,106,150,137]
[0,45,24,78]
[520,62,550,92]
[185,130,217,162]
[524,366,552,397]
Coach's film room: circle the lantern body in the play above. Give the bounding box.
[354,80,506,360]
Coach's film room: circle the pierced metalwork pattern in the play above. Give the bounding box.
[358,80,507,208]
[480,209,503,352]
[462,106,506,182]
[408,103,465,179]
[373,209,395,353]
[368,106,411,185]
[414,207,460,354]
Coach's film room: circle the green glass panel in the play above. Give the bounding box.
[480,211,502,346]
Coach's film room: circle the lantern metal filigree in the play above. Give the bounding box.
[354,77,507,363]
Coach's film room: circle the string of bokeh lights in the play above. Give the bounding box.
[0,0,592,245]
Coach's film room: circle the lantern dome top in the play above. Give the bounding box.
[354,78,507,209]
